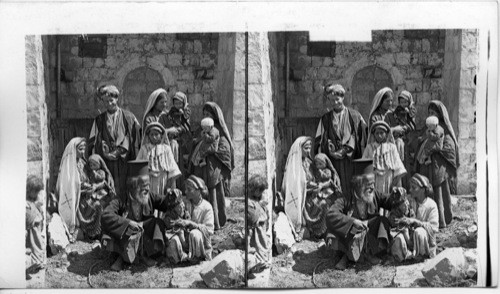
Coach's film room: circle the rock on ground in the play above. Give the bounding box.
[393,262,427,287]
[199,249,245,288]
[421,247,466,285]
[171,262,206,288]
[248,268,270,288]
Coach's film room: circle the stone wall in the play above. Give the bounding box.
[283,30,446,128]
[456,29,478,194]
[51,33,218,126]
[26,35,50,273]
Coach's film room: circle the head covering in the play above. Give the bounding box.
[281,136,312,232]
[426,115,439,129]
[203,102,234,169]
[371,120,390,134]
[97,85,120,98]
[368,87,394,127]
[324,84,346,97]
[142,88,168,128]
[172,91,189,109]
[353,158,374,176]
[186,175,207,190]
[428,100,459,168]
[411,173,431,189]
[201,117,214,128]
[165,188,184,208]
[366,120,395,146]
[140,121,170,147]
[56,137,86,232]
[314,153,335,173]
[127,160,149,178]
[398,90,414,105]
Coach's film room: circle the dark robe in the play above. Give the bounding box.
[326,190,393,260]
[315,107,368,195]
[415,133,457,228]
[101,192,171,263]
[88,109,141,199]
[189,127,233,230]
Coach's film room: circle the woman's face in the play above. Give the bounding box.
[89,160,100,170]
[203,109,214,119]
[302,140,312,158]
[173,100,184,110]
[380,94,393,111]
[148,129,162,145]
[374,128,388,144]
[76,142,86,159]
[428,107,440,120]
[154,95,168,112]
[399,98,410,108]
[410,181,425,200]
[185,181,201,202]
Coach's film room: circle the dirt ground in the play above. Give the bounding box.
[270,196,478,288]
[45,197,245,288]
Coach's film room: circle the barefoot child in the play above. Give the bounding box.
[137,122,181,195]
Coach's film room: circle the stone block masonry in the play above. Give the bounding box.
[50,33,218,126]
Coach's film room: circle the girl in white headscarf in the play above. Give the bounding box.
[56,137,90,241]
[281,136,314,241]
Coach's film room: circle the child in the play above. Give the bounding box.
[385,90,416,159]
[87,154,115,200]
[416,116,445,165]
[163,189,191,261]
[388,188,415,253]
[190,117,220,167]
[247,174,270,273]
[363,121,407,215]
[163,91,192,141]
[26,175,45,278]
[137,122,181,195]
[303,154,342,239]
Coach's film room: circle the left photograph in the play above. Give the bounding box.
[25,33,247,288]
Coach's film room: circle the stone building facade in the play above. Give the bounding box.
[268,30,478,195]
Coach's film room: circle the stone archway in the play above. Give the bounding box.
[121,66,165,121]
[351,65,394,120]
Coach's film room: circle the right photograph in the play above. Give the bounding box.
[246,29,478,288]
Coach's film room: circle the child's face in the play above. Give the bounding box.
[201,125,212,133]
[314,159,326,170]
[428,130,441,141]
[399,98,410,108]
[89,161,100,170]
[174,201,185,216]
[173,100,184,110]
[149,130,162,145]
[374,128,388,144]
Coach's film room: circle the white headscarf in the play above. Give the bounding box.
[368,87,393,128]
[142,88,168,128]
[282,136,312,233]
[56,137,85,232]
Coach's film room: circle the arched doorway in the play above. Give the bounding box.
[121,66,165,121]
[351,65,394,121]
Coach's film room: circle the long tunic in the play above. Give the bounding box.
[315,107,367,196]
[89,108,141,198]
[137,143,181,195]
[363,142,407,194]
[26,201,44,268]
[101,192,170,262]
[415,133,456,228]
[190,130,232,230]
[248,198,270,265]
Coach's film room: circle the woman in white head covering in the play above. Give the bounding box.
[142,88,169,128]
[368,87,394,130]
[281,136,314,242]
[55,137,89,241]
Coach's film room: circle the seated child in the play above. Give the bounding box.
[388,188,415,259]
[87,154,115,200]
[26,175,45,278]
[191,117,220,167]
[163,189,191,255]
[417,116,444,165]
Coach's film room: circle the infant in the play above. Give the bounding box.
[191,117,220,167]
[86,154,112,200]
[417,116,444,165]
